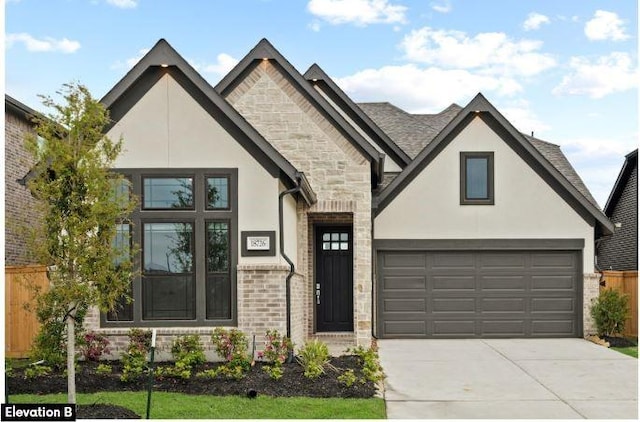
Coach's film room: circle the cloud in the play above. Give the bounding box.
[552,52,637,98]
[499,101,551,135]
[336,64,523,112]
[106,0,137,8]
[400,27,556,76]
[430,0,451,13]
[584,10,629,41]
[307,0,407,26]
[5,33,80,53]
[523,12,550,31]
[200,53,239,76]
[111,48,150,70]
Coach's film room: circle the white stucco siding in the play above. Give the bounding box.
[375,116,595,272]
[108,74,283,265]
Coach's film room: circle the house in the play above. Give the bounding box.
[66,38,612,355]
[5,95,42,266]
[597,149,638,271]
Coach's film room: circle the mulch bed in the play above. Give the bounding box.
[8,356,378,419]
[602,336,637,348]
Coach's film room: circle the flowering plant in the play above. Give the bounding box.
[81,331,111,361]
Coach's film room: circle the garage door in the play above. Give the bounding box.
[377,250,582,338]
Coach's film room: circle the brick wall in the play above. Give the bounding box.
[225,61,373,347]
[5,110,41,265]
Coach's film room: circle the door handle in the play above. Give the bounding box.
[316,283,320,305]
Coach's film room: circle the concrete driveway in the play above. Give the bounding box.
[378,339,638,419]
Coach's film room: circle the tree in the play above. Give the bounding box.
[24,83,137,404]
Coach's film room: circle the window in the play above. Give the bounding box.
[143,177,193,209]
[460,152,494,205]
[206,176,229,210]
[104,169,237,327]
[322,232,349,251]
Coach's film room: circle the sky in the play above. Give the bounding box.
[3,0,638,207]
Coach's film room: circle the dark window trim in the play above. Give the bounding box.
[101,168,238,328]
[241,231,276,257]
[460,151,494,205]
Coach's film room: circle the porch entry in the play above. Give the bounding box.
[315,225,354,332]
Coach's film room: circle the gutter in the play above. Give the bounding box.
[278,178,302,340]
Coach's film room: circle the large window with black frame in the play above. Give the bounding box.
[105,169,237,326]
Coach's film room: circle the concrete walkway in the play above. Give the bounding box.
[378,338,638,419]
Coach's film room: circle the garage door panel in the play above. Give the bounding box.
[432,276,475,291]
[383,275,426,290]
[377,249,581,338]
[432,298,475,313]
[433,320,475,336]
[482,320,525,336]
[383,298,426,312]
[384,253,426,268]
[532,275,575,291]
[432,253,474,269]
[531,320,574,336]
[532,298,575,312]
[480,276,526,291]
[384,321,426,336]
[531,253,576,269]
[481,298,525,313]
[479,253,526,269]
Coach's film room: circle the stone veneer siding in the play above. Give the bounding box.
[5,110,41,266]
[583,273,600,336]
[225,61,373,347]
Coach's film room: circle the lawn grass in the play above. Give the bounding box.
[611,346,638,358]
[9,392,386,419]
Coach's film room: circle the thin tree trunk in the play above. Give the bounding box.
[67,303,76,404]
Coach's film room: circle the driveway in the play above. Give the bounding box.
[378,339,638,419]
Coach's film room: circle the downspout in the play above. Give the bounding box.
[279,181,302,340]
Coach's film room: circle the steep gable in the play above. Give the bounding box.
[215,38,384,188]
[303,64,410,171]
[101,39,315,205]
[375,93,613,236]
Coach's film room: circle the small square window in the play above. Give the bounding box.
[460,152,494,205]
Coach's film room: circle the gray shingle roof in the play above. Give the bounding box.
[357,102,462,159]
[359,101,602,211]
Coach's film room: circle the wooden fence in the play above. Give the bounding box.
[600,270,638,338]
[5,265,49,358]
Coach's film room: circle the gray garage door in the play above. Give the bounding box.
[377,250,582,338]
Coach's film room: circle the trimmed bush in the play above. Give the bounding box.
[590,288,630,337]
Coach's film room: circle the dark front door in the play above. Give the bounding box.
[316,225,353,332]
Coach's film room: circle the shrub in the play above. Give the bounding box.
[160,335,206,379]
[120,328,152,382]
[338,369,357,387]
[24,364,52,379]
[211,328,251,379]
[297,339,330,379]
[261,329,294,380]
[591,288,630,337]
[96,363,112,375]
[348,345,384,384]
[30,293,87,369]
[80,331,111,361]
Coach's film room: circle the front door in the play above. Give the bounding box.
[315,225,353,332]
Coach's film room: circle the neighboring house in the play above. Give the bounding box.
[597,149,638,271]
[26,38,611,355]
[5,95,41,266]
